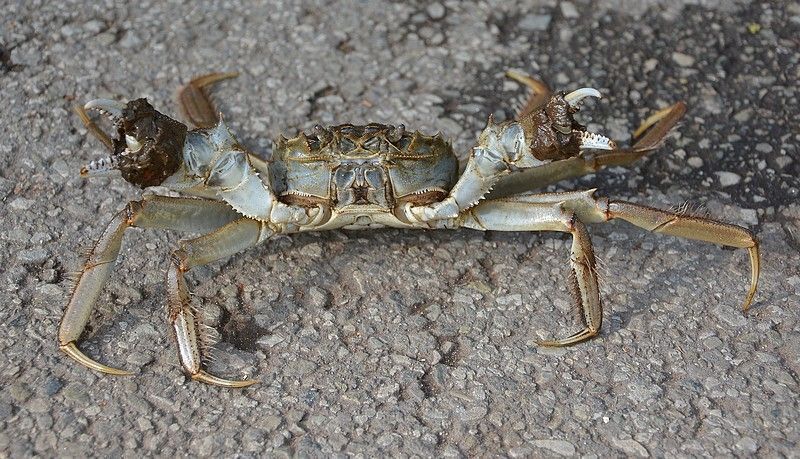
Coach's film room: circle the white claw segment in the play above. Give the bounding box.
[579,131,617,151]
[80,155,119,177]
[565,88,602,107]
[84,99,125,120]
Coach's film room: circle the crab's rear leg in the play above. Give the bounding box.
[505,70,552,119]
[167,218,272,387]
[178,71,239,128]
[177,72,271,173]
[59,196,241,375]
[458,191,759,345]
[459,201,603,344]
[74,105,114,151]
[488,101,687,198]
[514,191,759,312]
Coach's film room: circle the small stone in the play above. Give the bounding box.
[714,305,747,327]
[774,155,793,169]
[83,19,105,35]
[426,2,446,20]
[26,398,49,413]
[560,2,579,18]
[612,437,649,457]
[29,232,52,244]
[532,439,576,456]
[643,58,658,72]
[43,378,63,396]
[8,384,31,403]
[703,336,723,349]
[119,31,142,49]
[257,334,285,348]
[672,52,695,67]
[38,284,62,296]
[687,157,704,168]
[299,242,322,258]
[10,198,34,211]
[62,383,89,403]
[17,249,49,265]
[733,109,753,122]
[736,437,758,453]
[715,171,741,187]
[740,208,758,225]
[519,14,552,32]
[304,286,330,309]
[755,142,773,153]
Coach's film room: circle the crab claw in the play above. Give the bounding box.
[565,87,602,108]
[578,131,616,151]
[80,155,119,178]
[84,98,125,120]
[59,342,133,376]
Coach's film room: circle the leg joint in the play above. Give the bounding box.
[170,248,189,273]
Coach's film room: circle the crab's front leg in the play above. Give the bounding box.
[488,100,687,199]
[404,87,607,223]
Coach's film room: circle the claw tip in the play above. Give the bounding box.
[60,342,134,376]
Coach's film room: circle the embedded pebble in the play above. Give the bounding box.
[715,171,741,187]
[687,157,704,168]
[672,52,696,66]
[532,439,576,456]
[426,3,446,20]
[519,14,552,31]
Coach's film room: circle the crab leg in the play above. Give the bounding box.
[74,105,114,150]
[59,196,241,375]
[458,201,602,345]
[457,190,759,345]
[167,217,272,387]
[505,70,552,119]
[178,71,239,128]
[487,101,687,199]
[512,190,759,310]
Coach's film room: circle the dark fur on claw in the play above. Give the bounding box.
[519,93,583,161]
[114,99,187,187]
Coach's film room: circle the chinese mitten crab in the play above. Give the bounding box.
[60,71,760,387]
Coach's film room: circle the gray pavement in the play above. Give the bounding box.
[1,0,799,456]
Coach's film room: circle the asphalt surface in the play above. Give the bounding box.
[1,0,798,456]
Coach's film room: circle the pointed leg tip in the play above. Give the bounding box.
[191,370,259,388]
[59,342,134,376]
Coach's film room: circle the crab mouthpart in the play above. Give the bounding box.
[125,134,143,152]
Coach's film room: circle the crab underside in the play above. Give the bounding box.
[59,71,760,387]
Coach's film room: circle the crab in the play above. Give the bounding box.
[59,71,760,387]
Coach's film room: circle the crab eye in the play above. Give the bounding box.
[125,134,143,152]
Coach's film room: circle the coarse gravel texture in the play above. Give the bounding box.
[2,0,799,457]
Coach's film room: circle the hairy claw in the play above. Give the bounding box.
[59,342,133,376]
